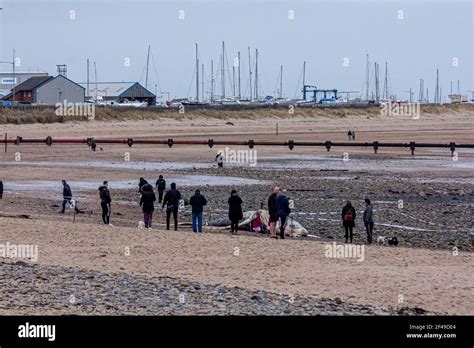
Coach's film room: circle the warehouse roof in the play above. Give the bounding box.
[79,82,154,98]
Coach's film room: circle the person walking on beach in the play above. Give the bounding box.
[98,181,112,226]
[0,180,3,200]
[342,200,356,243]
[189,189,207,233]
[347,129,353,141]
[267,186,279,238]
[138,177,148,193]
[363,198,374,244]
[276,189,291,239]
[155,175,166,203]
[140,184,156,229]
[228,190,243,234]
[215,151,224,168]
[352,130,356,141]
[60,180,81,214]
[162,182,181,231]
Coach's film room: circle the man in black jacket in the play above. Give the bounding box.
[98,181,112,226]
[161,182,181,231]
[60,180,80,214]
[156,175,166,203]
[267,186,279,238]
[140,184,156,228]
[138,177,148,193]
[189,189,207,232]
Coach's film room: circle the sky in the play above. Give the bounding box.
[0,0,472,101]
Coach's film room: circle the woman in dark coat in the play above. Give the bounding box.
[341,200,356,243]
[140,184,156,228]
[228,190,243,234]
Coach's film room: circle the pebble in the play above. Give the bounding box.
[0,262,432,316]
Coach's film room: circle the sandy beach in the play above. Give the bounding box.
[1,105,473,315]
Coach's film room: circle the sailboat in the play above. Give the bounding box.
[182,43,210,107]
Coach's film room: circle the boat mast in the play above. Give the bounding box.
[210,60,214,102]
[222,41,225,99]
[255,49,259,100]
[202,63,205,101]
[302,61,306,99]
[374,62,379,103]
[248,47,252,100]
[280,65,283,99]
[232,65,236,97]
[94,61,98,101]
[145,45,151,89]
[195,43,199,101]
[365,53,369,100]
[238,51,241,100]
[383,61,388,100]
[86,58,90,100]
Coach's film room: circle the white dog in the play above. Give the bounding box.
[377,236,386,245]
[138,221,145,229]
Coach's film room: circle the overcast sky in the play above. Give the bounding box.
[0,0,472,100]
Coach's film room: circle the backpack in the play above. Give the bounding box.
[344,209,353,221]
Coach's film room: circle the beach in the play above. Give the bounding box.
[0,105,473,315]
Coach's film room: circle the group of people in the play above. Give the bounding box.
[137,176,181,230]
[347,129,356,141]
[267,187,291,239]
[56,176,375,243]
[341,199,374,244]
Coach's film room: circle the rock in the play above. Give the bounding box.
[334,297,342,305]
[52,304,67,310]
[251,294,263,303]
[14,261,29,267]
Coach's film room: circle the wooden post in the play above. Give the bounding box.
[4,133,7,153]
[276,123,279,135]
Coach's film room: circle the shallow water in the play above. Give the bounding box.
[3,175,267,193]
[1,160,211,171]
[2,154,473,172]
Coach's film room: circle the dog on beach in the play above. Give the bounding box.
[388,237,399,246]
[377,236,399,246]
[138,221,145,229]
